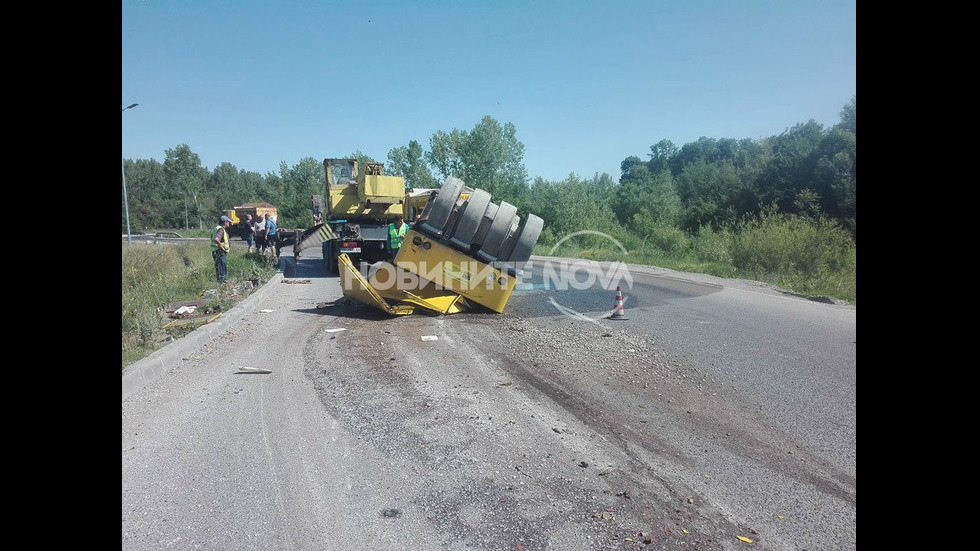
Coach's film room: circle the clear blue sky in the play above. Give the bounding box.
[122,0,856,183]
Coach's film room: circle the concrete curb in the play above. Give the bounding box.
[122,270,285,401]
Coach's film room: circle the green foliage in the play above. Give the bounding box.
[725,204,855,287]
[121,242,278,369]
[387,139,436,189]
[691,225,732,265]
[634,219,690,255]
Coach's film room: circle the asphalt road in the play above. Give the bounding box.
[122,246,855,551]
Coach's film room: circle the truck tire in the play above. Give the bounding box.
[449,189,491,250]
[419,176,464,237]
[477,201,518,262]
[496,214,521,263]
[324,240,337,274]
[470,203,498,248]
[507,214,544,264]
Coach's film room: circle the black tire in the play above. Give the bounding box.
[470,202,498,248]
[419,177,464,237]
[496,214,521,262]
[477,201,517,262]
[324,240,338,274]
[507,214,543,264]
[449,189,491,250]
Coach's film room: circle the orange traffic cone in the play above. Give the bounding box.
[610,286,628,320]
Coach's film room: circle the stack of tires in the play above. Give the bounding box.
[416,177,544,268]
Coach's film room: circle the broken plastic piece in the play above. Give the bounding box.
[421,335,438,341]
[237,366,272,374]
[737,535,754,543]
[325,328,346,333]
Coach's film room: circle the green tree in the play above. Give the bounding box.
[647,139,678,175]
[124,158,172,231]
[163,144,209,230]
[462,116,529,200]
[426,129,468,182]
[676,160,742,232]
[838,96,856,134]
[387,139,436,189]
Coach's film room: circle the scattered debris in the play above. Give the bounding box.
[237,366,272,374]
[500,381,513,386]
[682,529,690,534]
[737,535,754,544]
[592,511,615,521]
[579,461,589,468]
[421,335,438,341]
[552,428,562,434]
[380,508,402,518]
[282,279,311,284]
[166,300,204,314]
[259,309,275,313]
[324,328,347,333]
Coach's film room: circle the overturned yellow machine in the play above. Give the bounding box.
[338,176,544,316]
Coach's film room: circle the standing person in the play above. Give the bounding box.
[211,215,232,284]
[243,214,256,254]
[263,213,279,258]
[387,215,407,260]
[254,215,266,255]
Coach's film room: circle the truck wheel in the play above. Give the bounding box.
[470,203,497,248]
[496,214,521,262]
[507,214,544,264]
[449,189,491,250]
[419,176,464,237]
[324,241,337,274]
[477,201,517,262]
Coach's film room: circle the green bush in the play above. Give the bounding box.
[692,225,732,264]
[726,205,855,291]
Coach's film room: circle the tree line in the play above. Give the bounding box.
[122,97,855,242]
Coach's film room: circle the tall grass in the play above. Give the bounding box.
[725,206,856,301]
[121,242,278,369]
[535,209,855,303]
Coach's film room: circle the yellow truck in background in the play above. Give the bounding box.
[223,202,278,233]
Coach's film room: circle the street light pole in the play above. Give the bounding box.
[122,103,139,244]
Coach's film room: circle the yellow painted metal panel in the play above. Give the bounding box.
[337,254,415,315]
[395,230,515,313]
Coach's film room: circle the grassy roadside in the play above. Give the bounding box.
[121,239,280,370]
[534,211,856,304]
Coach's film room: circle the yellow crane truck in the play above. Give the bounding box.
[290,158,544,315]
[291,158,421,271]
